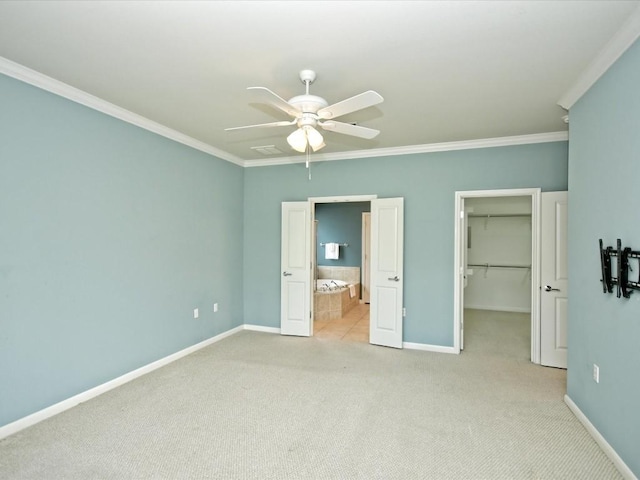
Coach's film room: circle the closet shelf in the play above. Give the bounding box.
[468,263,531,270]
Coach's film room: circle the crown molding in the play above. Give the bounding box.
[1,56,568,170]
[558,4,640,110]
[243,131,569,168]
[0,56,245,167]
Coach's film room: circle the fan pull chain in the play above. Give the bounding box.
[306,146,311,180]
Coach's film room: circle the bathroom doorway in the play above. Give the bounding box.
[281,194,404,347]
[313,200,371,342]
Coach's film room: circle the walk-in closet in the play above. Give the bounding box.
[463,196,532,358]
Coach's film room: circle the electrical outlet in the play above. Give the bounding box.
[193,308,199,319]
[593,364,600,383]
[213,303,219,313]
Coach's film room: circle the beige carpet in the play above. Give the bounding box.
[0,310,622,479]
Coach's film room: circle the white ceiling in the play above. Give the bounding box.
[1,1,639,166]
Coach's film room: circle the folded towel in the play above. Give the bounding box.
[325,243,339,260]
[349,284,356,298]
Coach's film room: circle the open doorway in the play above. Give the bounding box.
[313,200,370,342]
[454,188,542,364]
[281,195,404,348]
[463,196,533,361]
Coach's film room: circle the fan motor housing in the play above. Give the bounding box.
[288,94,328,114]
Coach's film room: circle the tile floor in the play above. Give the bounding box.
[313,303,370,342]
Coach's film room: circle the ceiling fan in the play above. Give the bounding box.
[225,70,383,153]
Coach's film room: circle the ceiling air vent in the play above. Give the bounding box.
[251,145,283,156]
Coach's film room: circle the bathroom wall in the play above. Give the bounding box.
[316,201,370,267]
[317,266,361,285]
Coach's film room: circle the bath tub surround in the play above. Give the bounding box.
[316,279,348,291]
[317,266,361,285]
[314,267,361,321]
[314,283,360,321]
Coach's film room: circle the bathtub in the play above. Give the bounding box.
[314,279,360,321]
[315,279,348,291]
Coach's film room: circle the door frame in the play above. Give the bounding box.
[453,188,542,363]
[361,212,371,304]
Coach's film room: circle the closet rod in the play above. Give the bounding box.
[468,263,531,269]
[320,242,349,247]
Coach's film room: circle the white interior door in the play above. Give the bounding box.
[370,198,404,348]
[540,191,568,368]
[362,212,371,304]
[281,201,311,336]
[460,206,472,350]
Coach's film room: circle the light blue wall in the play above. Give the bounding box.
[567,38,640,476]
[0,67,573,436]
[244,143,568,344]
[316,202,369,267]
[0,74,244,427]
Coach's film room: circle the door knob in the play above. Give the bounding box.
[388,276,400,282]
[283,271,292,277]
[544,285,560,292]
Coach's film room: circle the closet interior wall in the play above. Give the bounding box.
[464,196,532,313]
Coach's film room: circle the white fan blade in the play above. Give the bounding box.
[319,121,380,139]
[248,86,300,117]
[317,90,383,120]
[225,119,296,132]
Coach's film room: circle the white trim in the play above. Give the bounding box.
[309,194,377,204]
[244,132,568,167]
[453,188,541,363]
[453,193,464,355]
[564,395,637,480]
[403,342,458,354]
[1,56,568,168]
[0,325,243,441]
[531,192,542,364]
[243,324,281,334]
[0,56,245,167]
[558,5,640,110]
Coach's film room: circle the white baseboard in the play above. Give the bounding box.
[403,342,458,354]
[0,325,244,441]
[564,394,637,480]
[244,324,281,334]
[464,304,531,314]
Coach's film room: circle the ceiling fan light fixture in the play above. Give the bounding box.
[311,140,326,152]
[228,70,383,157]
[306,126,325,151]
[287,125,326,153]
[287,128,307,153]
